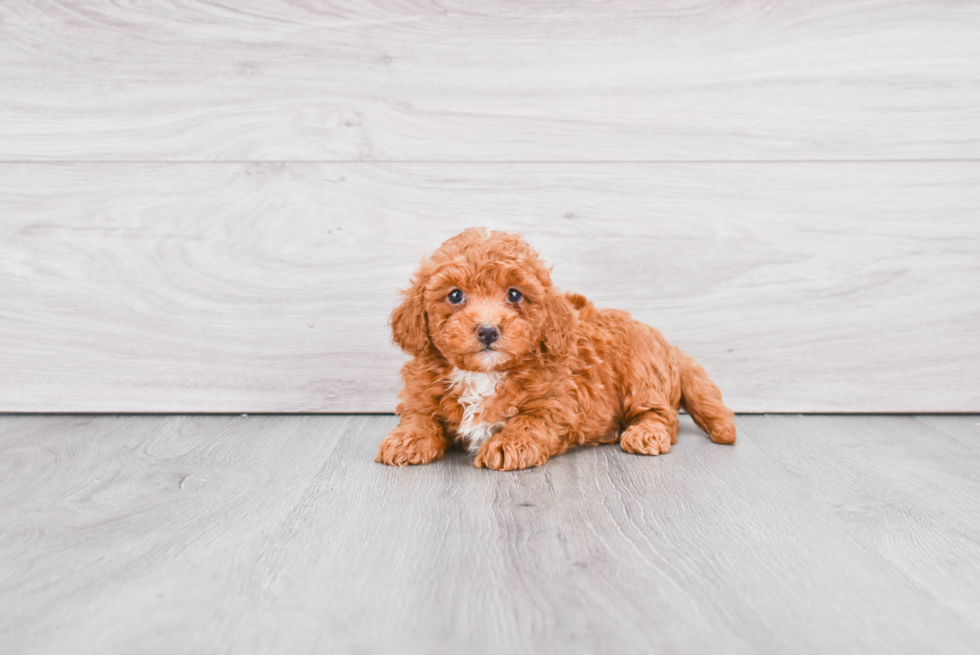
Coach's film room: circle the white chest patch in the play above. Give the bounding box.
[446,368,506,454]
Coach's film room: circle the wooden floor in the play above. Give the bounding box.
[1,415,978,654]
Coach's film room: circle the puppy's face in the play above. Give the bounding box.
[390,229,575,371]
[424,264,541,371]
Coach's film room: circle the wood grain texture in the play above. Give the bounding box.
[1,0,979,161]
[2,161,978,413]
[1,414,979,654]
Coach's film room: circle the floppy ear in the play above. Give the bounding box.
[538,288,577,359]
[389,268,431,356]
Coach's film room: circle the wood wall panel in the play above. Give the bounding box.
[1,162,977,412]
[0,1,978,161]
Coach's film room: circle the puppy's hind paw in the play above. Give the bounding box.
[620,422,673,456]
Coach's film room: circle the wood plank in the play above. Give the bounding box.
[746,415,980,627]
[1,0,979,161]
[2,161,978,412]
[1,415,979,654]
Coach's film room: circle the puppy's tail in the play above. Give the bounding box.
[677,350,736,445]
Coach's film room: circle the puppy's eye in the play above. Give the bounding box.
[507,288,523,303]
[447,289,465,305]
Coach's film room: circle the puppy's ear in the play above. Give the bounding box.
[389,267,431,356]
[539,288,577,359]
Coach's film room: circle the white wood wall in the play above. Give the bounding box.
[1,1,978,412]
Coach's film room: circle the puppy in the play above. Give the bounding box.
[376,228,736,470]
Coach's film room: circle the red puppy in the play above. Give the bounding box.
[376,228,736,470]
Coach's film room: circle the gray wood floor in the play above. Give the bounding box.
[1,415,978,654]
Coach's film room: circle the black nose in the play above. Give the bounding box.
[476,324,499,346]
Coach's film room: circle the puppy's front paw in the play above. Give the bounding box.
[620,422,673,456]
[474,434,550,471]
[376,427,445,466]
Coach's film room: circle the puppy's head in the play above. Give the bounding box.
[390,228,575,371]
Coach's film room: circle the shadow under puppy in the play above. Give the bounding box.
[377,228,736,471]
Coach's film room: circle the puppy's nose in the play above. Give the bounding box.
[476,324,499,346]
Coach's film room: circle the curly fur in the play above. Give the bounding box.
[376,228,736,471]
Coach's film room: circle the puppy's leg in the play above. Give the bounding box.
[473,414,562,471]
[677,351,736,445]
[376,414,448,466]
[620,407,678,456]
